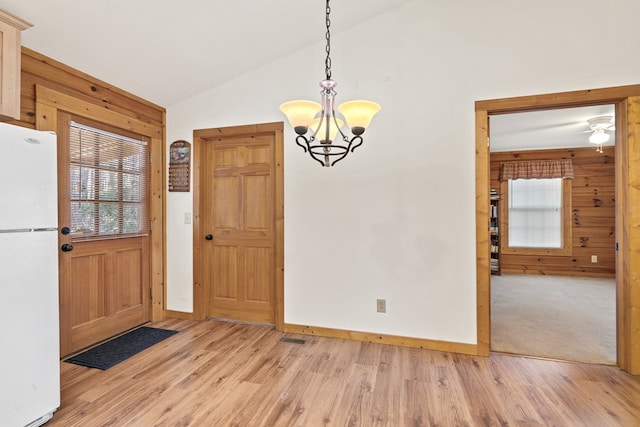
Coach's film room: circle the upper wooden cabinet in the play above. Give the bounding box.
[0,9,31,121]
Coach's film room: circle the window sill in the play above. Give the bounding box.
[501,246,572,256]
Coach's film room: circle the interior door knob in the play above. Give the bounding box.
[205,234,213,240]
[61,243,74,252]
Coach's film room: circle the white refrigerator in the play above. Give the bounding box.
[0,122,60,426]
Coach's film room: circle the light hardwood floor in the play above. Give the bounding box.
[50,319,640,426]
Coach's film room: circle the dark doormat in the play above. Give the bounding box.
[65,327,178,370]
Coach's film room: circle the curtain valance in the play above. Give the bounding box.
[499,159,574,180]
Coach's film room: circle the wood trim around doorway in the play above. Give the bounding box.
[475,84,640,375]
[192,122,285,330]
[34,85,166,323]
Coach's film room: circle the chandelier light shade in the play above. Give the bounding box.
[338,100,381,132]
[279,0,380,167]
[279,100,322,132]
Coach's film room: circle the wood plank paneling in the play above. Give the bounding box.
[491,146,615,277]
[19,48,164,127]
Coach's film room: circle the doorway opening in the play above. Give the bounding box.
[475,84,640,375]
[487,105,616,364]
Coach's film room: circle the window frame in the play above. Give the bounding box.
[500,178,572,256]
[68,120,150,242]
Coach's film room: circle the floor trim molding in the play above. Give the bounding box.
[284,323,478,355]
[164,310,194,320]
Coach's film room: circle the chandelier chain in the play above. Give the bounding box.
[279,0,380,166]
[324,0,332,80]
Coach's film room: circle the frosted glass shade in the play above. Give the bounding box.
[337,100,381,130]
[279,100,322,128]
[312,117,344,141]
[589,128,610,144]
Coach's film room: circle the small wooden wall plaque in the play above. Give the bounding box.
[168,140,191,192]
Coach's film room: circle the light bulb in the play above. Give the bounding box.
[589,128,610,144]
[312,117,344,142]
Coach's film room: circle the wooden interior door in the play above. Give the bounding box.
[57,113,151,357]
[199,125,278,324]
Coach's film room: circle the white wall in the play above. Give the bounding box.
[166,0,640,345]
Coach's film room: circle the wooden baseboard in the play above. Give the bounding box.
[164,310,194,320]
[284,323,478,356]
[500,269,616,278]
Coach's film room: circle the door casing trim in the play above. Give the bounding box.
[192,122,284,330]
[475,84,640,374]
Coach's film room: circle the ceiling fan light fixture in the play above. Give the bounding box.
[587,115,614,131]
[586,115,613,153]
[589,127,610,144]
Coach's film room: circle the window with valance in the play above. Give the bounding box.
[499,159,574,180]
[499,159,572,255]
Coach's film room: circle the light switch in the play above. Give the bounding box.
[184,213,192,224]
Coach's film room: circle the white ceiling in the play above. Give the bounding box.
[1,2,617,152]
[1,0,411,107]
[490,104,616,152]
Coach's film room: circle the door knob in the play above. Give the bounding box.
[61,243,74,252]
[205,234,213,240]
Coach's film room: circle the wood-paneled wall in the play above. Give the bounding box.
[12,47,167,321]
[490,146,615,277]
[14,47,164,130]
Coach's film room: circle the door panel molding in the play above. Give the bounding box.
[475,84,640,375]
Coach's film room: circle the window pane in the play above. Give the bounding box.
[122,150,142,172]
[99,170,119,201]
[69,121,148,241]
[70,166,96,201]
[71,202,95,236]
[98,203,119,234]
[123,173,141,202]
[508,178,562,248]
[123,204,142,233]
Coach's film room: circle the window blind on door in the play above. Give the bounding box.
[69,121,149,241]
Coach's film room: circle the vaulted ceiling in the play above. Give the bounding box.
[2,0,411,107]
[2,1,618,152]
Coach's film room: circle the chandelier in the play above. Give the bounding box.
[279,0,380,167]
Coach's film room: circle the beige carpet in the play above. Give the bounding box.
[491,274,616,365]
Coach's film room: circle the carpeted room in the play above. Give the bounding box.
[491,274,616,364]
[488,107,617,366]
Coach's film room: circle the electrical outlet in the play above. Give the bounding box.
[376,299,386,313]
[591,255,598,263]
